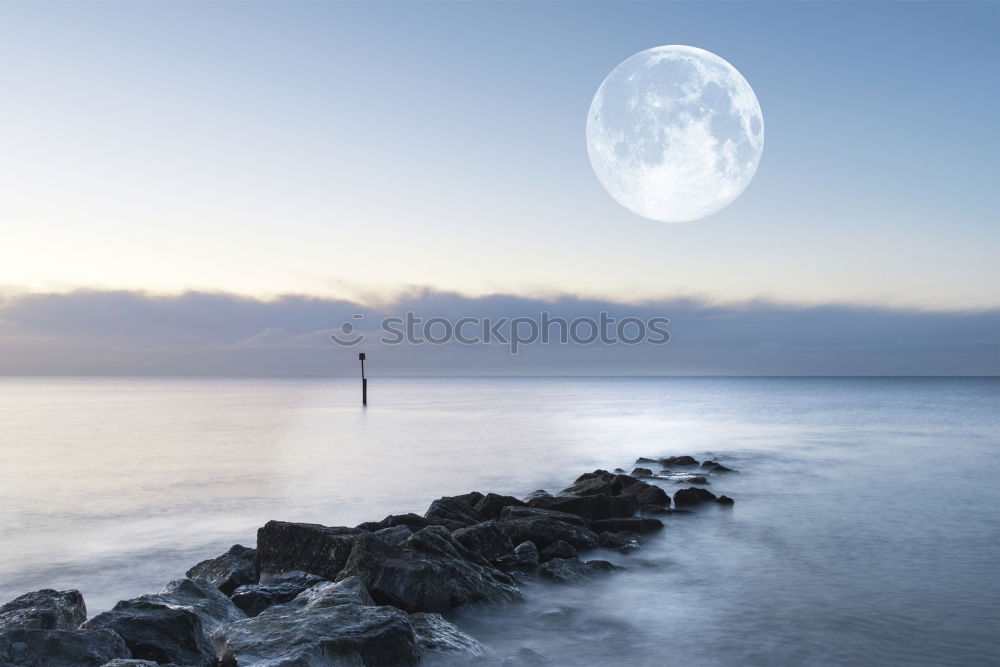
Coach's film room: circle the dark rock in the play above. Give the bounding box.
[230,570,327,617]
[677,475,709,485]
[497,541,540,574]
[538,540,577,562]
[0,628,129,667]
[356,513,428,532]
[214,577,419,667]
[525,489,552,501]
[619,480,671,507]
[336,527,522,613]
[424,496,486,531]
[716,495,736,506]
[452,520,513,562]
[409,612,489,659]
[613,468,627,473]
[596,531,639,550]
[496,513,599,550]
[539,558,620,583]
[562,471,640,496]
[702,461,738,473]
[454,491,485,506]
[528,493,638,521]
[185,544,257,596]
[659,455,700,466]
[630,467,653,477]
[0,589,87,632]
[474,493,526,519]
[256,520,363,579]
[99,660,169,666]
[640,504,673,515]
[590,517,664,534]
[501,505,589,527]
[502,647,553,666]
[674,487,719,506]
[374,524,414,546]
[635,457,657,464]
[83,578,245,667]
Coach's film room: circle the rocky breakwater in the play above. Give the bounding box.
[0,455,737,666]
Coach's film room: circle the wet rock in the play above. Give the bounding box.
[528,493,638,521]
[677,475,709,485]
[213,577,420,667]
[539,558,619,583]
[562,471,640,496]
[500,505,589,527]
[590,517,663,534]
[473,493,526,520]
[538,540,577,562]
[497,540,540,574]
[496,512,599,550]
[620,480,670,507]
[613,468,627,473]
[0,589,87,632]
[640,504,673,515]
[702,461,738,473]
[356,512,428,532]
[716,495,736,506]
[230,570,327,617]
[336,527,522,613]
[374,524,415,547]
[635,457,657,464]
[674,487,719,506]
[596,531,640,551]
[525,489,552,501]
[452,520,513,562]
[424,496,487,531]
[0,628,129,667]
[630,467,653,477]
[99,660,169,666]
[410,612,489,659]
[659,456,700,466]
[185,544,257,596]
[83,578,245,666]
[255,520,363,579]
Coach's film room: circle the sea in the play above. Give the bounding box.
[0,376,997,666]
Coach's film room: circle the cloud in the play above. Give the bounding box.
[0,288,996,376]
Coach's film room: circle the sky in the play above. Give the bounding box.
[0,1,997,309]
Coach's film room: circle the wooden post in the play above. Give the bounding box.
[359,353,367,406]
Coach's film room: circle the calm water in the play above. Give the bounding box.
[0,377,997,665]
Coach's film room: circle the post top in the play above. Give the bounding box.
[358,353,366,360]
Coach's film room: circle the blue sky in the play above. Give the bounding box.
[0,1,997,307]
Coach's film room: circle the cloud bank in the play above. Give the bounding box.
[0,289,996,376]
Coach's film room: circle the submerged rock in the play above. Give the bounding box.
[336,527,522,613]
[502,647,553,666]
[539,558,619,584]
[673,487,719,506]
[0,589,87,632]
[214,577,419,667]
[83,578,245,666]
[230,570,327,617]
[186,544,257,596]
[409,612,489,658]
[702,460,738,473]
[716,495,736,506]
[255,520,363,579]
[0,628,128,667]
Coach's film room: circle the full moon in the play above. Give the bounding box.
[586,45,764,223]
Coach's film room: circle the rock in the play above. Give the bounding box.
[597,531,637,550]
[496,513,599,550]
[0,589,87,632]
[619,480,671,507]
[424,496,486,531]
[613,468,627,473]
[0,628,129,667]
[83,578,245,666]
[590,517,663,534]
[702,461,738,473]
[374,524,415,546]
[635,457,657,464]
[561,471,640,496]
[528,493,638,521]
[677,475,709,485]
[716,495,735,506]
[497,541,540,574]
[185,544,257,596]
[230,570,327,617]
[674,487,719,506]
[659,456,699,466]
[538,540,577,562]
[356,513,428,532]
[255,520,363,579]
[630,467,653,477]
[452,520,513,562]
[640,504,673,515]
[502,647,553,666]
[336,527,522,613]
[500,505,590,528]
[213,577,420,667]
[409,612,489,658]
[525,489,552,501]
[473,493,526,519]
[99,660,168,666]
[539,558,619,583]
